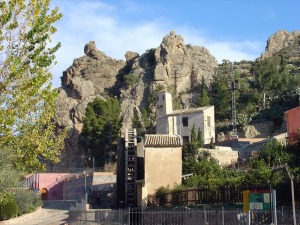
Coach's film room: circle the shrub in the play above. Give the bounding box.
[124,74,139,88]
[14,190,42,216]
[155,186,169,205]
[171,185,183,206]
[0,195,18,220]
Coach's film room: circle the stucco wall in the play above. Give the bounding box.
[144,146,182,195]
[203,107,215,143]
[156,117,169,134]
[26,173,69,200]
[286,107,300,139]
[174,107,215,145]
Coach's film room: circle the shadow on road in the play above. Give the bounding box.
[42,200,76,210]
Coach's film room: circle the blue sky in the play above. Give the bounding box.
[51,0,300,88]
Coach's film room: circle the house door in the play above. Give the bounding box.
[41,188,48,200]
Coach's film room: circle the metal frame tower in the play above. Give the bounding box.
[124,128,137,207]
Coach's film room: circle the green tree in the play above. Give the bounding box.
[210,64,231,120]
[243,159,272,187]
[183,151,230,187]
[141,107,150,127]
[0,147,21,202]
[191,124,197,143]
[253,56,290,97]
[259,140,291,167]
[0,0,66,173]
[82,97,121,167]
[198,76,210,106]
[197,128,203,148]
[209,137,215,149]
[182,142,198,162]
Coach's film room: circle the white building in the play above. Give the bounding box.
[156,91,215,145]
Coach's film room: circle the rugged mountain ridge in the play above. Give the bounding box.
[261,30,300,59]
[54,30,300,170]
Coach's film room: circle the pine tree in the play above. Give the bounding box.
[191,125,197,143]
[210,62,231,120]
[209,137,215,149]
[82,97,121,167]
[197,128,203,148]
[199,76,210,106]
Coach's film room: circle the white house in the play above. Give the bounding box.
[156,91,215,145]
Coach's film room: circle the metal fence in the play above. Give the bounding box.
[147,184,300,206]
[68,207,300,225]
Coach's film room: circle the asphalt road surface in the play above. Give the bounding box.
[1,200,76,225]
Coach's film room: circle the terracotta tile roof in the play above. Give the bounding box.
[144,134,182,147]
[169,106,213,116]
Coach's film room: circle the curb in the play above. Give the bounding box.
[0,207,42,225]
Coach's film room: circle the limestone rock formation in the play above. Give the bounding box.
[54,29,300,170]
[55,42,126,169]
[153,31,218,92]
[261,30,300,59]
[54,31,219,170]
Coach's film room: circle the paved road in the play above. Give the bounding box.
[0,200,76,225]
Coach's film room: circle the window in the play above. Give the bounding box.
[207,116,211,127]
[182,117,188,127]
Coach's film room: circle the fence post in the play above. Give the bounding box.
[97,207,99,225]
[204,206,207,225]
[281,206,284,223]
[128,207,130,225]
[77,210,79,225]
[222,206,225,225]
[108,209,110,225]
[247,210,251,225]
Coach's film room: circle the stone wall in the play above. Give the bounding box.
[62,172,116,202]
[199,147,238,167]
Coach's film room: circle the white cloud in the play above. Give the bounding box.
[177,29,264,63]
[50,1,265,88]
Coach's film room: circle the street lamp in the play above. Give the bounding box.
[86,155,94,170]
[83,169,87,205]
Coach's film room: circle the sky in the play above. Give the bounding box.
[50,0,300,88]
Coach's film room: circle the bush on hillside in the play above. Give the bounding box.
[0,195,18,220]
[14,189,42,216]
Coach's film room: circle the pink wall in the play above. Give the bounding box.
[26,173,69,200]
[285,106,300,142]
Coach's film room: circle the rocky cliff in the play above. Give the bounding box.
[261,30,300,59]
[54,30,300,170]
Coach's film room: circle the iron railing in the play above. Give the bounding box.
[68,207,300,225]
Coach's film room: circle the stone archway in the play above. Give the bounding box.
[41,188,48,200]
